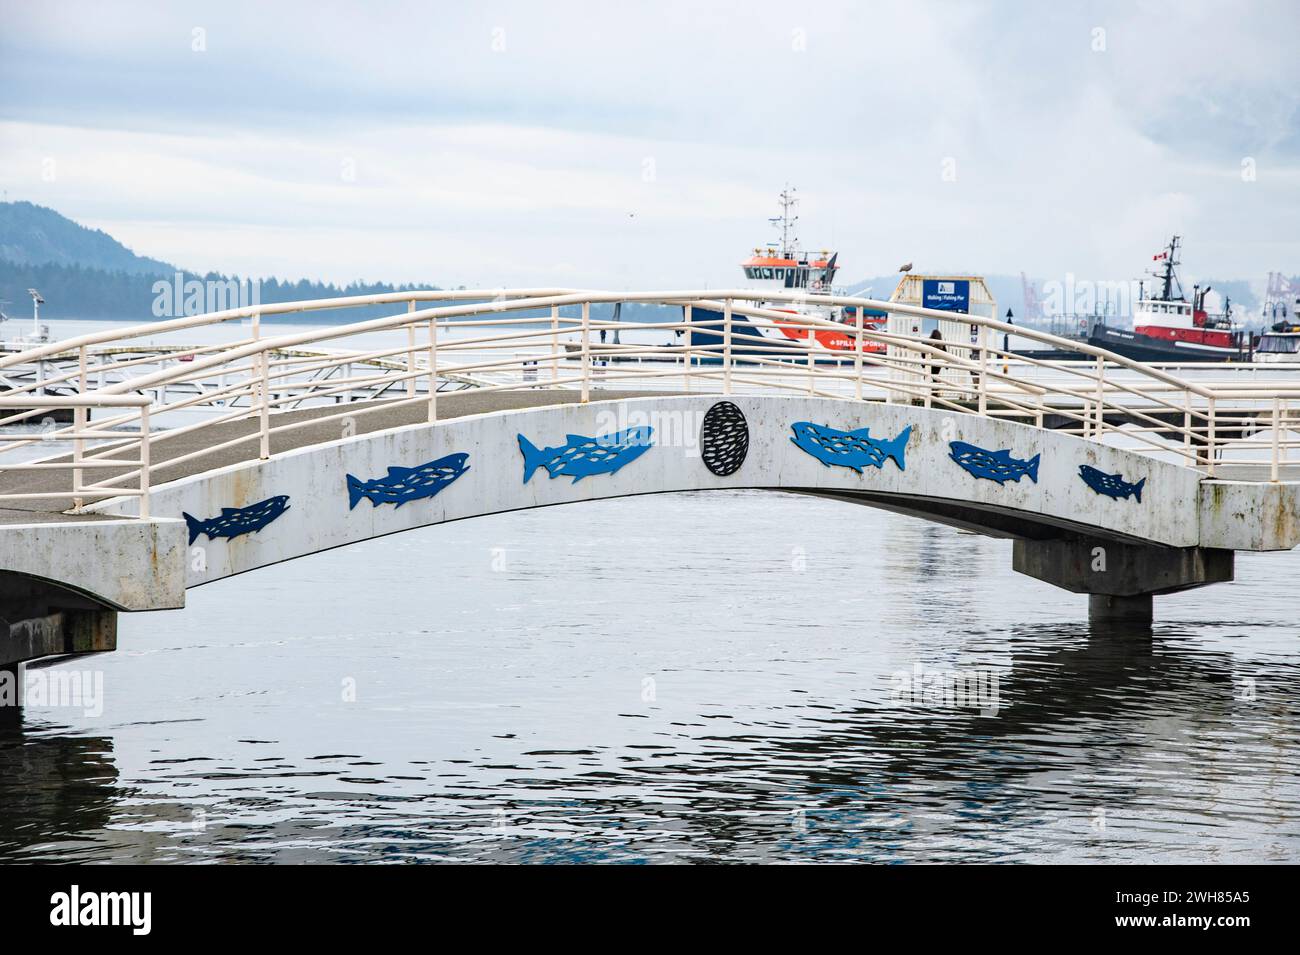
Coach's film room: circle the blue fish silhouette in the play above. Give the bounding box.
[518,426,653,483]
[790,422,910,473]
[1078,464,1144,502]
[347,452,470,509]
[949,441,1039,485]
[183,495,290,545]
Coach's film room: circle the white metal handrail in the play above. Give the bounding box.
[0,394,154,516]
[2,287,1298,518]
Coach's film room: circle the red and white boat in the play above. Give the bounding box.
[1087,236,1249,362]
[687,187,888,357]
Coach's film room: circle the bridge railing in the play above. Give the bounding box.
[0,393,153,515]
[2,288,1299,516]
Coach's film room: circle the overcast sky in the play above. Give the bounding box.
[1,1,1297,291]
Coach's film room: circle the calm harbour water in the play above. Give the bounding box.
[1,490,1297,863]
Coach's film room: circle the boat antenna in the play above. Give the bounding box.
[767,185,799,258]
[1150,235,1183,301]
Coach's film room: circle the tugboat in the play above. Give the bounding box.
[1087,236,1249,362]
[686,186,888,358]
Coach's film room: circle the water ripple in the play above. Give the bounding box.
[1,491,1297,863]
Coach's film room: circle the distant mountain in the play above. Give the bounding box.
[0,201,175,274]
[0,202,680,324]
[0,202,448,321]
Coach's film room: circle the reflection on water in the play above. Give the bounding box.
[2,490,1297,863]
[0,727,119,861]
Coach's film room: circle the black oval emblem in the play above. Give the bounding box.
[700,401,749,476]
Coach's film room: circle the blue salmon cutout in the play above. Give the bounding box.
[949,441,1039,485]
[518,426,653,483]
[790,422,911,473]
[347,452,470,510]
[183,495,290,545]
[1078,464,1144,502]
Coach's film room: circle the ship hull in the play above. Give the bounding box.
[1087,324,1249,363]
[686,306,886,358]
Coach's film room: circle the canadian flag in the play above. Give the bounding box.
[1153,251,1168,261]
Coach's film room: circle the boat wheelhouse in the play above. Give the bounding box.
[1256,294,1300,362]
[1256,324,1300,362]
[687,187,888,357]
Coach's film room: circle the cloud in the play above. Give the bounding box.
[1,0,1296,289]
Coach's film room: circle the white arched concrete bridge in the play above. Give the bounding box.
[2,288,1299,687]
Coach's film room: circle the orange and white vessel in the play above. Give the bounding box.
[687,187,887,357]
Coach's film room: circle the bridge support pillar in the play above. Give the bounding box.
[1,607,117,667]
[0,663,20,728]
[1087,594,1153,626]
[2,586,117,726]
[1012,538,1234,624]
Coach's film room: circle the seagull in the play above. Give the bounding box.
[897,262,913,273]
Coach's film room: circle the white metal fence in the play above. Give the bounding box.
[2,287,1298,516]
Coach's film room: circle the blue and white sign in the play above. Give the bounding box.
[922,279,971,314]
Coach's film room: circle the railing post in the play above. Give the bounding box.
[853,309,863,402]
[72,344,87,512]
[427,319,438,423]
[922,333,933,410]
[580,301,590,403]
[683,304,693,393]
[550,305,560,383]
[1284,399,1290,470]
[258,349,270,459]
[723,298,733,396]
[72,405,85,512]
[250,308,262,413]
[1183,391,1192,460]
[139,404,151,519]
[1093,355,1105,438]
[1206,397,1216,477]
[806,326,816,395]
[406,302,417,398]
[977,324,988,416]
[254,310,270,460]
[1271,397,1280,483]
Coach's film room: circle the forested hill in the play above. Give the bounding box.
[0,258,444,321]
[0,200,174,274]
[0,202,445,320]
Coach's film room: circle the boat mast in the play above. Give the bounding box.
[1156,235,1182,301]
[768,185,799,258]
